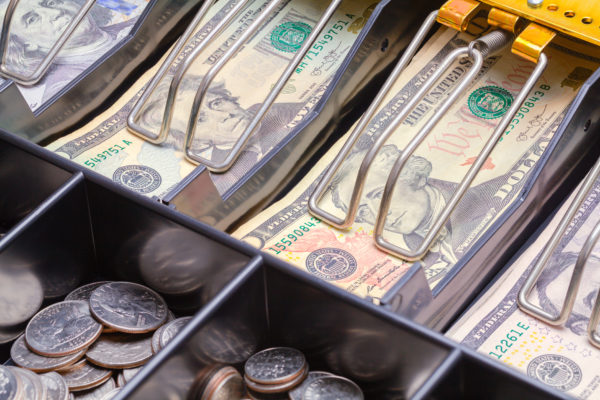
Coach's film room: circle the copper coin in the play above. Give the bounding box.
[0,366,19,400]
[159,317,192,348]
[71,377,116,399]
[65,282,112,302]
[288,372,334,400]
[244,348,306,385]
[301,376,363,400]
[89,282,168,333]
[25,301,102,356]
[244,365,307,394]
[59,360,112,392]
[11,335,85,373]
[201,366,244,400]
[86,333,153,369]
[9,366,45,400]
[0,270,43,327]
[40,372,69,400]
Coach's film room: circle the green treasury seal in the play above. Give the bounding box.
[270,21,313,53]
[468,85,514,119]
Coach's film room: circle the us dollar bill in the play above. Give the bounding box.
[0,0,149,112]
[233,27,599,300]
[446,174,600,399]
[47,0,370,197]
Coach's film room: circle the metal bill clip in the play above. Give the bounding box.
[0,0,96,85]
[127,0,342,173]
[518,157,600,349]
[308,5,549,262]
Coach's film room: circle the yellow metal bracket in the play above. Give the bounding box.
[437,0,482,31]
[488,7,523,33]
[512,23,556,63]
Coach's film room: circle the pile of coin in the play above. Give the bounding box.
[5,281,191,399]
[188,347,364,400]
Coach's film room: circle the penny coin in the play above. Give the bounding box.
[89,282,168,333]
[159,317,192,348]
[99,388,121,400]
[0,366,19,400]
[202,366,244,400]
[288,371,334,400]
[122,366,142,383]
[59,360,112,392]
[11,335,85,372]
[244,365,307,394]
[86,333,153,369]
[244,348,306,385]
[40,372,69,400]
[9,366,45,400]
[151,324,167,354]
[25,300,102,356]
[71,377,116,399]
[0,270,43,327]
[65,282,112,302]
[301,376,363,400]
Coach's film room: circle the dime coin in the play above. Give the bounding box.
[301,376,363,400]
[40,372,70,400]
[288,371,334,400]
[59,360,112,392]
[244,365,307,394]
[86,333,153,369]
[0,270,43,327]
[0,365,19,400]
[245,348,306,385]
[11,335,85,372]
[25,300,102,356]
[151,324,167,354]
[66,282,112,302]
[99,388,121,400]
[159,317,192,348]
[71,377,116,399]
[9,366,45,400]
[122,366,142,383]
[89,282,168,333]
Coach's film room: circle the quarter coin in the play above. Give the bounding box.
[89,282,168,333]
[11,335,85,372]
[65,282,112,302]
[288,371,334,400]
[301,376,363,400]
[0,270,43,327]
[151,324,167,354]
[159,317,192,348]
[0,365,19,400]
[71,377,116,399]
[122,366,143,383]
[99,388,121,400]
[244,348,306,385]
[59,360,112,392]
[40,372,69,400]
[244,365,307,394]
[25,301,102,357]
[116,372,125,387]
[86,333,153,369]
[9,366,45,400]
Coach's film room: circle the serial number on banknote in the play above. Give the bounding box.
[503,84,551,139]
[267,217,322,255]
[488,321,530,360]
[84,140,133,168]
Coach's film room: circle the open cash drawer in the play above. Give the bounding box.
[0,129,570,399]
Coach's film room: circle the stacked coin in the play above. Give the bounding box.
[6,281,190,400]
[187,347,363,400]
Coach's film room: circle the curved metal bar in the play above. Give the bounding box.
[582,221,600,348]
[307,11,439,228]
[518,156,600,325]
[0,0,96,85]
[184,0,342,172]
[376,52,547,261]
[127,0,247,143]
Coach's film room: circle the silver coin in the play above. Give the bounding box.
[99,388,121,400]
[72,377,116,399]
[59,360,112,392]
[245,348,306,385]
[159,317,192,348]
[245,365,307,394]
[89,282,168,333]
[288,372,334,400]
[204,366,244,400]
[0,325,24,345]
[25,300,102,356]
[9,366,45,400]
[11,335,85,372]
[0,366,19,400]
[122,366,142,383]
[65,282,112,302]
[40,372,69,400]
[192,319,257,365]
[151,324,166,354]
[0,270,43,327]
[115,372,126,387]
[86,333,153,369]
[301,376,363,400]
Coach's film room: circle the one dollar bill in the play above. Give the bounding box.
[447,174,600,399]
[234,27,599,300]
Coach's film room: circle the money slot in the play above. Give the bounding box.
[236,0,600,330]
